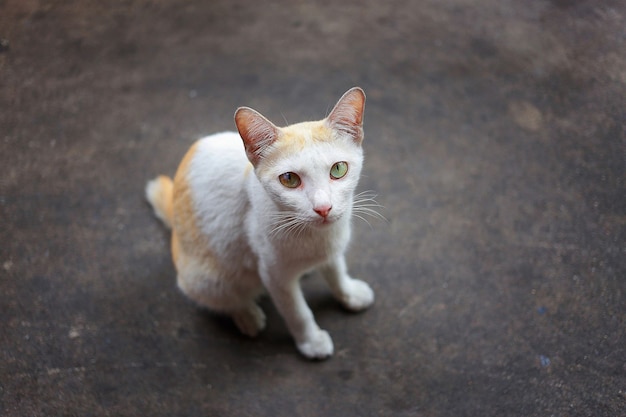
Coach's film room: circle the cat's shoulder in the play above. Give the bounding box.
[182,131,250,184]
[183,131,248,171]
[196,131,244,152]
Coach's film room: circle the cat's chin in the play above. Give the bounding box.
[312,216,339,228]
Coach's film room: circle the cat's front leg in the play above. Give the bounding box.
[261,268,333,359]
[321,256,375,312]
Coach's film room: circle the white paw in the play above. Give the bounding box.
[339,279,375,312]
[297,329,334,360]
[232,304,266,337]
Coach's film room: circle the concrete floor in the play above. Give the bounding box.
[1,0,624,415]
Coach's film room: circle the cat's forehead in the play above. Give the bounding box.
[253,119,362,178]
[255,128,361,177]
[276,120,334,153]
[256,120,336,168]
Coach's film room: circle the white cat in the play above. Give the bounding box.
[146,87,375,359]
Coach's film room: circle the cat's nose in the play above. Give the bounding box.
[314,205,332,218]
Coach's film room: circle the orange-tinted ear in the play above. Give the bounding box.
[327,87,366,144]
[235,107,279,165]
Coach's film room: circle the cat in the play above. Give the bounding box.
[145,87,375,359]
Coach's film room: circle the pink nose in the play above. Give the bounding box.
[314,205,332,218]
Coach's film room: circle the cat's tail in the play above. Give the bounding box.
[145,175,174,229]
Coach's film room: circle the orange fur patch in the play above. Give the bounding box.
[171,141,218,271]
[260,121,333,169]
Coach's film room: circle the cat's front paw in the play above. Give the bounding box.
[339,279,375,312]
[297,329,334,360]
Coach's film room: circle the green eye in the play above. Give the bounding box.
[330,161,348,179]
[279,172,301,188]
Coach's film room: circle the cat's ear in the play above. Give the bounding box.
[327,87,366,144]
[235,107,279,165]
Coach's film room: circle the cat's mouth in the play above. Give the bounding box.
[313,214,339,227]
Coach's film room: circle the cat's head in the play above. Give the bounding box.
[235,87,366,228]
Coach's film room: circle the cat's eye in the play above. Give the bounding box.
[279,172,301,188]
[330,161,349,179]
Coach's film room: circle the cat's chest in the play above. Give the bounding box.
[268,225,349,267]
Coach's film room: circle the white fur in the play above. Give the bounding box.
[168,88,374,359]
[145,179,171,228]
[178,130,374,358]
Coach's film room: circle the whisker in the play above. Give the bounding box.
[353,195,383,203]
[269,216,299,238]
[354,190,380,200]
[353,202,385,211]
[353,206,387,218]
[352,190,387,223]
[352,212,374,229]
[353,193,384,206]
[267,211,312,240]
[293,221,308,240]
[273,219,300,235]
[353,209,387,224]
[267,191,385,238]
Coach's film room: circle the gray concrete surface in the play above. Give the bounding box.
[1,0,624,415]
